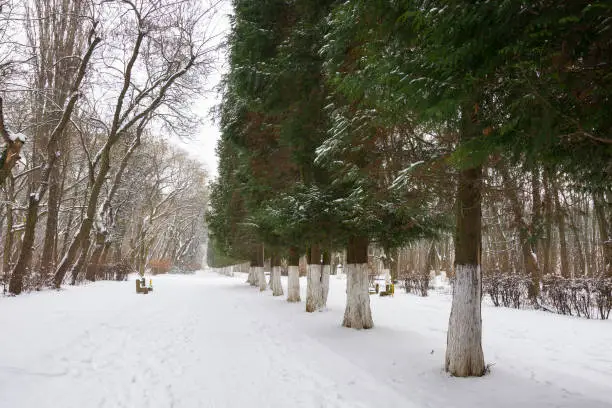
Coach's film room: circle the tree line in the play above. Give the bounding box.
[207,0,612,377]
[0,0,217,294]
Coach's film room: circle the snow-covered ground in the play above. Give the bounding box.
[1,271,611,408]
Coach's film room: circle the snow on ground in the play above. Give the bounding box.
[1,271,611,408]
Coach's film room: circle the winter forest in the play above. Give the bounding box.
[1,0,612,406]
[0,0,215,294]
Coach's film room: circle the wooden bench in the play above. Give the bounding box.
[135,278,153,294]
[379,283,395,297]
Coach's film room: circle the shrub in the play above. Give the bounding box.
[540,276,612,320]
[482,273,530,309]
[399,270,430,297]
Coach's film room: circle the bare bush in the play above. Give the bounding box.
[482,272,612,320]
[540,276,612,320]
[482,273,530,308]
[400,270,430,297]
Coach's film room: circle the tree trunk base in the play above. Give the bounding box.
[247,267,257,286]
[287,265,300,302]
[306,263,323,312]
[322,264,330,309]
[257,267,266,291]
[445,264,485,377]
[342,263,373,329]
[271,266,283,296]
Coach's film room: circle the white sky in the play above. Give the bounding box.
[176,0,232,180]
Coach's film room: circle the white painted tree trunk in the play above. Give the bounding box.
[306,264,323,312]
[321,264,330,308]
[342,263,373,329]
[247,267,257,286]
[271,266,283,296]
[445,264,485,377]
[287,265,300,302]
[256,266,266,291]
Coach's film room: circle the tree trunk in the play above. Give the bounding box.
[321,250,331,309]
[542,170,554,275]
[255,266,264,290]
[247,247,258,286]
[342,236,373,329]
[445,105,485,377]
[255,244,266,291]
[287,246,300,302]
[8,195,41,294]
[3,178,14,282]
[86,233,106,281]
[247,266,256,285]
[306,245,322,312]
[85,132,142,282]
[389,248,399,281]
[531,168,543,289]
[552,179,570,278]
[568,199,586,277]
[500,164,540,299]
[270,254,283,296]
[53,148,111,287]
[39,129,65,283]
[72,237,92,285]
[594,192,612,277]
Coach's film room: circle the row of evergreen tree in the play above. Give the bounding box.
[207,0,612,377]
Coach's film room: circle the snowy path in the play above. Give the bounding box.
[1,271,611,408]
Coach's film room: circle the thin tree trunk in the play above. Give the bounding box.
[552,179,570,278]
[71,237,91,285]
[2,177,14,288]
[594,192,612,277]
[568,197,586,277]
[54,147,111,287]
[531,168,543,282]
[389,248,399,281]
[86,132,143,282]
[500,164,540,298]
[86,234,105,281]
[542,170,554,275]
[342,236,373,329]
[256,244,266,291]
[321,250,331,309]
[39,112,69,282]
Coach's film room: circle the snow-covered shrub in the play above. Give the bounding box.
[540,276,612,320]
[86,260,133,281]
[112,261,133,281]
[594,278,612,320]
[400,270,430,296]
[482,273,530,309]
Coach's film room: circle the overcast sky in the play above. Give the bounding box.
[176,0,232,180]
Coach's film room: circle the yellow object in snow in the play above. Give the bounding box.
[150,279,153,287]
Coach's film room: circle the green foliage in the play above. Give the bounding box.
[209,0,612,262]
